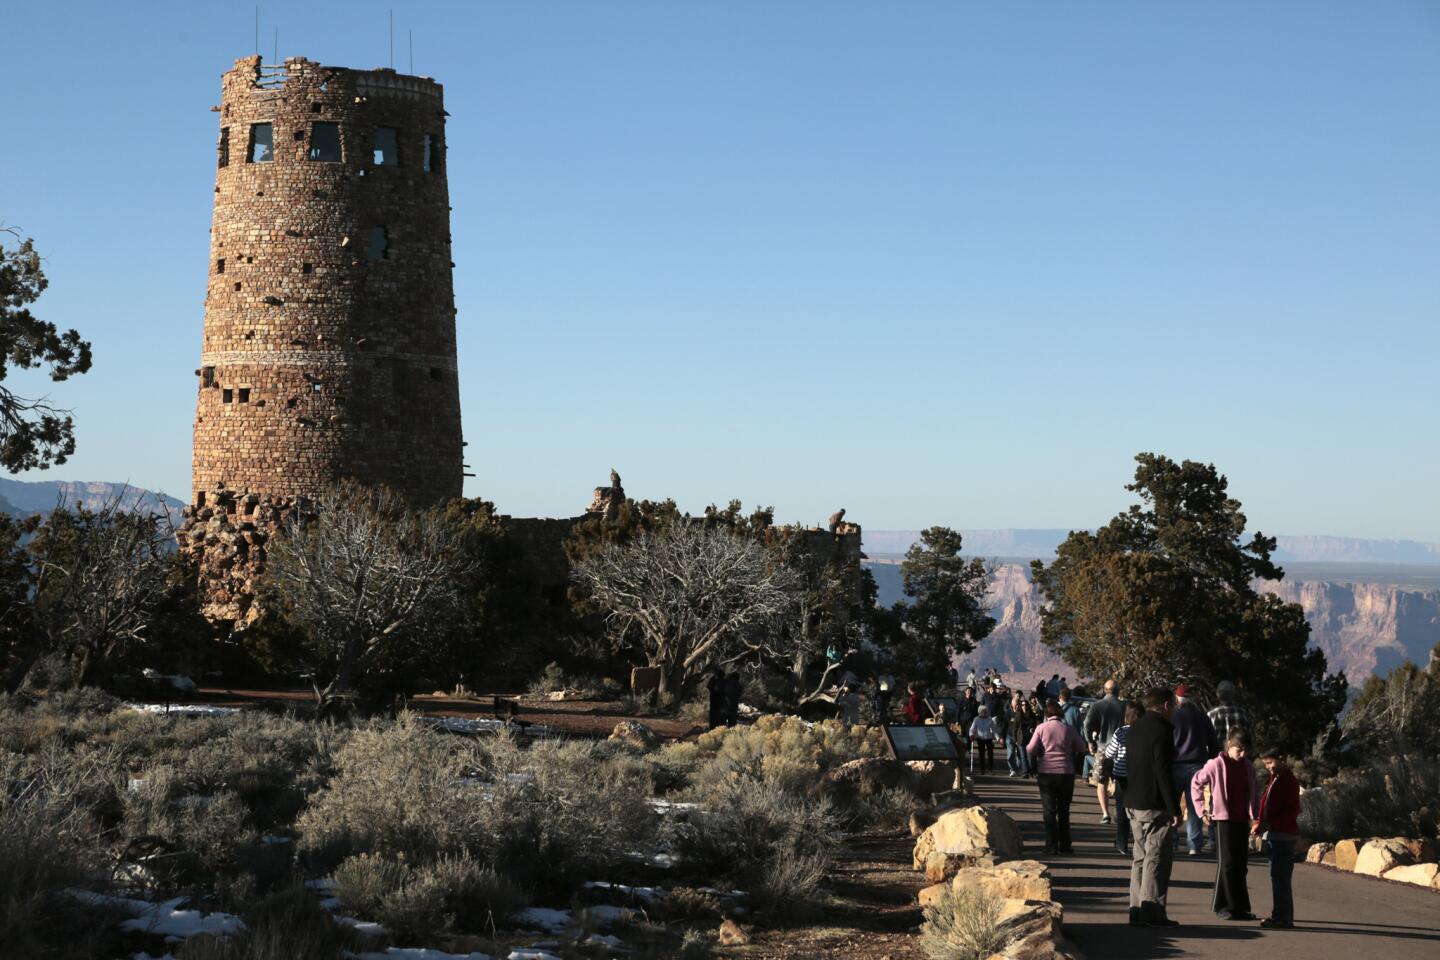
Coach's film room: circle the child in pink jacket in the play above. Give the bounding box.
[1191,730,1260,920]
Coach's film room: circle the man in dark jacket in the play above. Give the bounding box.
[1083,679,1126,823]
[1124,687,1181,927]
[957,686,980,731]
[1171,684,1220,855]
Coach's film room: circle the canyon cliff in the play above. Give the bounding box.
[866,560,1440,683]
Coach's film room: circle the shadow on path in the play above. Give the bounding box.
[972,772,1440,960]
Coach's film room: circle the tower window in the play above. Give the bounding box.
[373,126,400,166]
[216,258,225,274]
[429,367,443,381]
[309,122,341,162]
[423,133,442,173]
[222,388,234,403]
[218,127,230,168]
[202,366,216,388]
[238,388,251,403]
[302,262,313,274]
[248,123,274,163]
[366,227,389,261]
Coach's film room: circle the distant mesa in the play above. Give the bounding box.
[863,529,1440,565]
[0,477,184,526]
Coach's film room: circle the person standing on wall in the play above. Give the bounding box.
[1171,684,1219,856]
[1104,701,1142,856]
[1084,679,1126,825]
[1125,687,1182,928]
[1026,700,1087,855]
[1192,729,1259,921]
[1254,745,1300,929]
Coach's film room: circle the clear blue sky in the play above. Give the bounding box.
[3,1,1438,539]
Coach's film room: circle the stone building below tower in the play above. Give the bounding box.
[183,56,463,624]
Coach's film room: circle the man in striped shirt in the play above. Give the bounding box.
[1105,701,1142,856]
[1207,681,1249,740]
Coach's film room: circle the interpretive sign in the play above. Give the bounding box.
[884,723,962,762]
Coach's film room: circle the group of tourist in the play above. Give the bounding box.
[1115,682,1299,930]
[848,671,1300,932]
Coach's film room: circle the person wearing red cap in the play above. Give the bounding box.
[1171,683,1220,856]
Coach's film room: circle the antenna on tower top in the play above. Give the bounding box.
[254,6,259,57]
[389,9,394,68]
[409,29,413,74]
[273,27,278,65]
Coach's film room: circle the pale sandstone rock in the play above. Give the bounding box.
[951,860,1052,902]
[1382,862,1440,888]
[1334,838,1369,872]
[908,760,960,796]
[917,882,948,909]
[825,757,919,798]
[1355,838,1414,877]
[1305,842,1334,865]
[717,917,750,945]
[913,804,1024,876]
[607,719,660,752]
[995,899,1069,960]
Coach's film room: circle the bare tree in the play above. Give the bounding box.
[26,492,175,688]
[572,521,798,699]
[264,483,474,712]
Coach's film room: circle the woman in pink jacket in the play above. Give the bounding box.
[1191,730,1260,921]
[1026,700,1088,855]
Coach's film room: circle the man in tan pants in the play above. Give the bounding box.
[1123,688,1182,927]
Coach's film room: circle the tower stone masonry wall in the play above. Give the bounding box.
[185,56,462,623]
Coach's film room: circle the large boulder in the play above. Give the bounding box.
[908,760,960,796]
[1334,838,1369,872]
[1305,842,1335,865]
[992,899,1078,960]
[824,757,918,798]
[914,804,1024,880]
[952,861,1052,903]
[1401,838,1439,864]
[608,720,660,752]
[1382,862,1440,888]
[1355,838,1415,877]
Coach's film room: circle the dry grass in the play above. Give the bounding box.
[920,884,1006,960]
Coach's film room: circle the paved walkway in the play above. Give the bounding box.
[975,773,1440,959]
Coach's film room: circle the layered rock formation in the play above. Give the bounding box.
[867,559,1440,682]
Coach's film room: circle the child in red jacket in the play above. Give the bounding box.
[1254,745,1301,929]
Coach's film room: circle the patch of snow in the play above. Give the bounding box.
[66,888,154,914]
[585,933,624,948]
[737,702,761,718]
[646,799,698,814]
[580,905,636,925]
[346,950,491,960]
[583,880,662,902]
[143,669,198,693]
[697,886,747,899]
[305,877,337,893]
[337,916,388,937]
[515,906,571,933]
[507,952,563,960]
[126,703,240,717]
[118,899,246,938]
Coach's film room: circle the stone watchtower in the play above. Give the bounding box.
[183,56,463,623]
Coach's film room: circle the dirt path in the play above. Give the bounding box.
[976,773,1440,960]
[724,831,926,959]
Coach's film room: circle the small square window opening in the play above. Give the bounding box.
[374,126,400,166]
[248,123,274,163]
[222,388,234,403]
[366,227,389,261]
[423,133,442,173]
[216,258,225,274]
[309,122,341,162]
[238,388,251,403]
